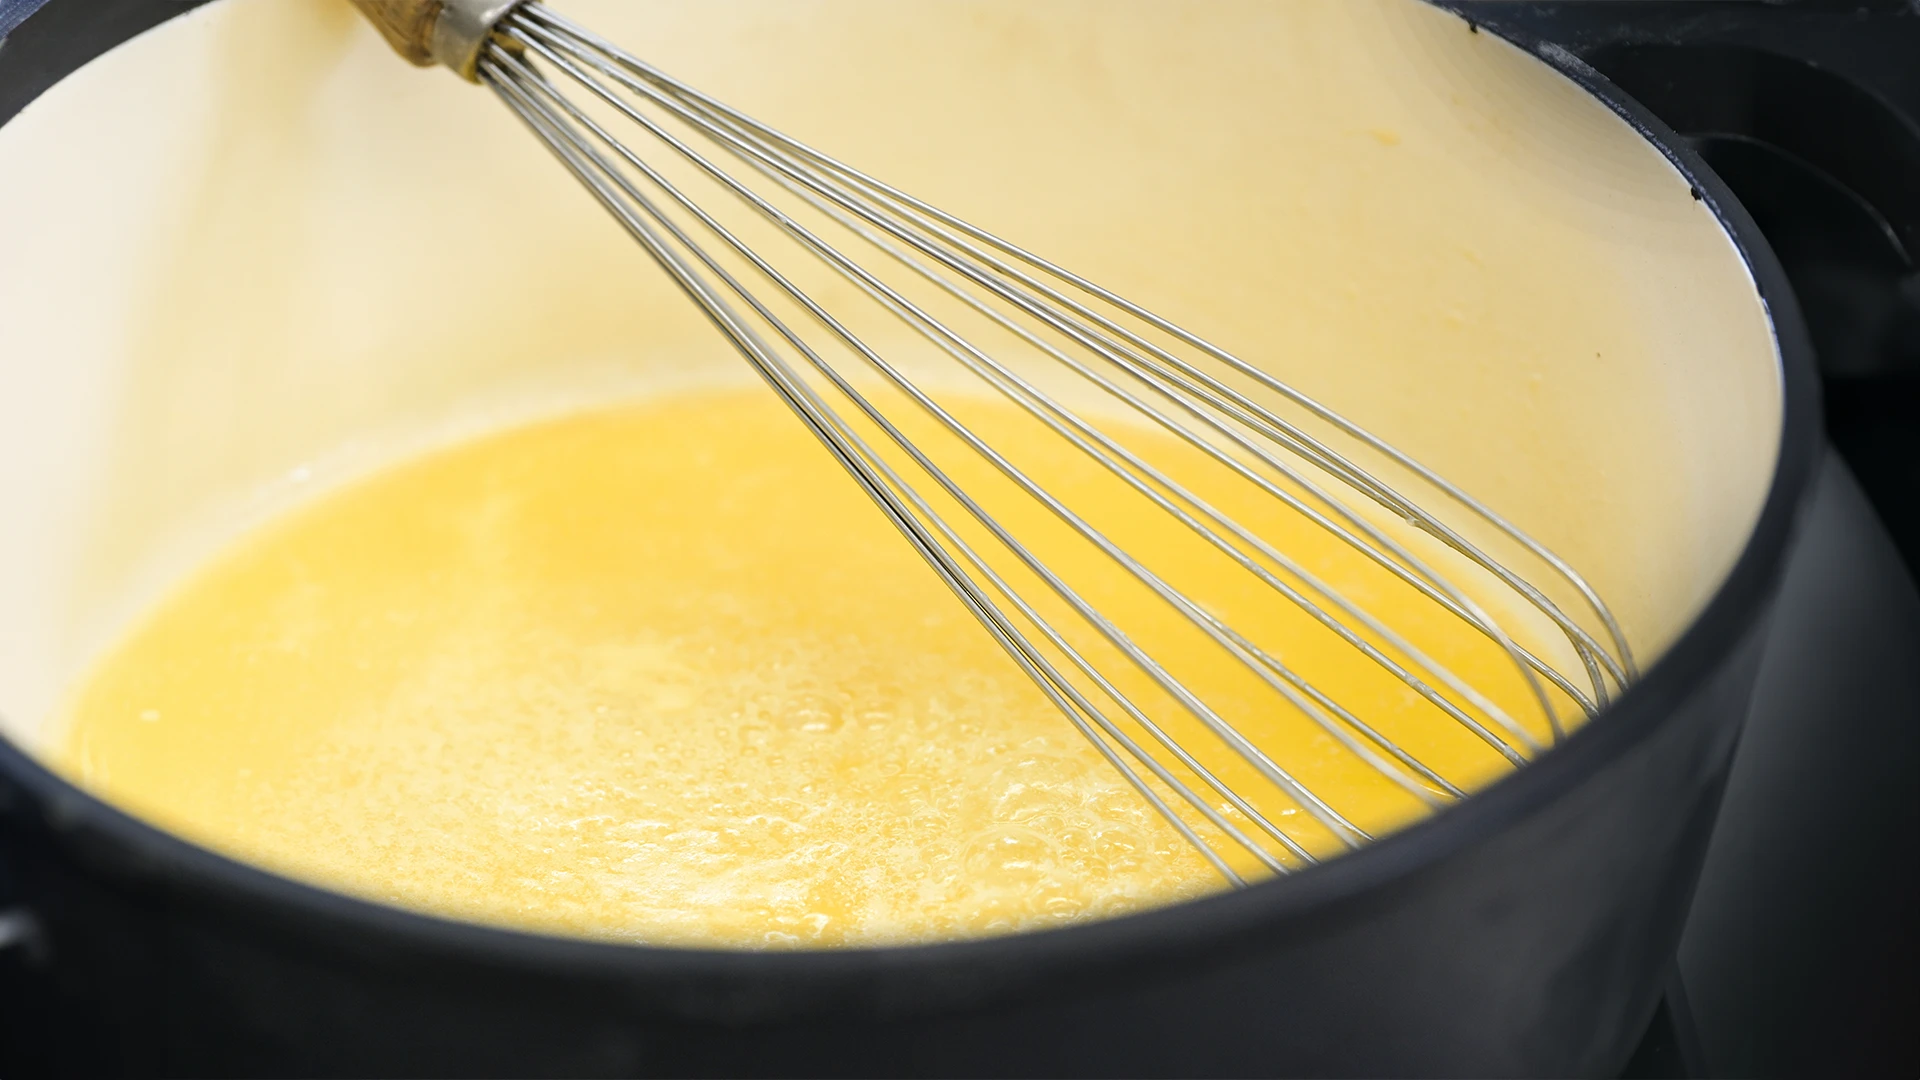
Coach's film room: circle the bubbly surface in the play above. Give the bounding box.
[57,390,1551,946]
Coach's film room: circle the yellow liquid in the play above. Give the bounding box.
[56,389,1552,947]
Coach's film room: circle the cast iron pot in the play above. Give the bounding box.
[0,0,1822,1074]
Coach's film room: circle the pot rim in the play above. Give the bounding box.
[0,0,1822,1021]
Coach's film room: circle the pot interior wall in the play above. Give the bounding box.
[0,0,1779,754]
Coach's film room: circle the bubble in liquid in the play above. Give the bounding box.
[963,825,1059,890]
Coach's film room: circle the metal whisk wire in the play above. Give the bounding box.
[439,1,1636,880]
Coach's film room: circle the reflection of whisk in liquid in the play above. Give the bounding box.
[351,0,1636,881]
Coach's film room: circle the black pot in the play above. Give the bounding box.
[0,1,1824,1075]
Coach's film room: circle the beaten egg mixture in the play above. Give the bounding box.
[56,389,1553,947]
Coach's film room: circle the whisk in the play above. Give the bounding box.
[350,0,1636,884]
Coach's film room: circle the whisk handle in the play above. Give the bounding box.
[348,0,442,67]
[349,0,523,80]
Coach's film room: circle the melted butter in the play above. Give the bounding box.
[55,388,1553,947]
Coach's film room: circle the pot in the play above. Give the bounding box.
[0,0,1819,1074]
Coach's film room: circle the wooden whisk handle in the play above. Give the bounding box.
[349,0,444,67]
